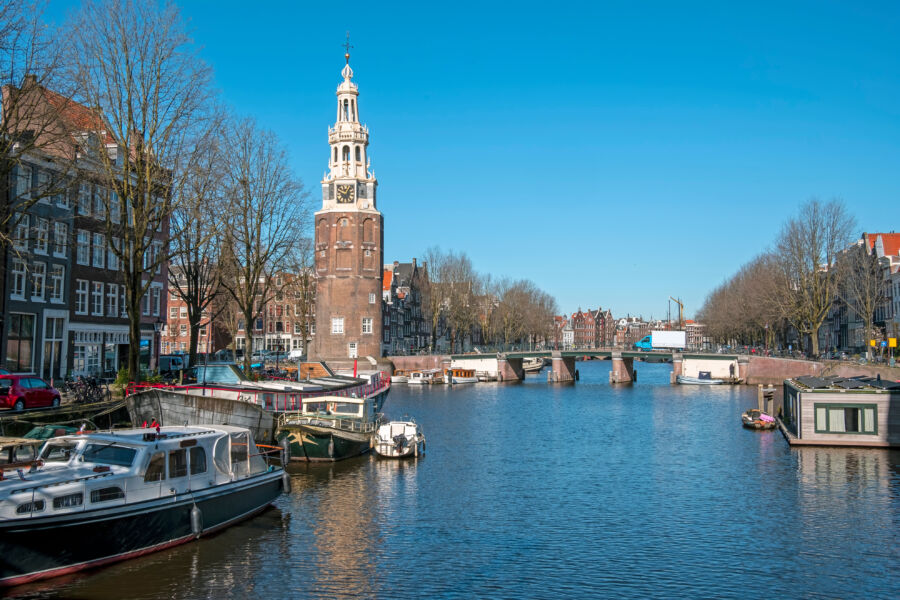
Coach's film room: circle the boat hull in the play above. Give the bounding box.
[278,425,372,462]
[0,470,284,587]
[676,375,725,385]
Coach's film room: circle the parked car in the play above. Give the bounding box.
[0,374,62,411]
[0,368,10,375]
[289,349,305,360]
[250,350,272,362]
[158,354,186,374]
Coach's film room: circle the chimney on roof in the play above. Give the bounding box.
[23,73,37,87]
[393,260,399,268]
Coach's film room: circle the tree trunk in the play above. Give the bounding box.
[188,313,202,367]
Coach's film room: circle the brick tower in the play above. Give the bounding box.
[311,49,383,360]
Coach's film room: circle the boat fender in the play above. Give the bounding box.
[190,504,203,537]
[282,471,291,494]
[280,436,291,462]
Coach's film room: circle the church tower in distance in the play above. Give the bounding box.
[312,49,384,360]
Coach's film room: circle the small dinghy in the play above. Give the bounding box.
[374,420,425,458]
[742,409,777,430]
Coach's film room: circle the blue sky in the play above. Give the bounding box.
[46,1,900,319]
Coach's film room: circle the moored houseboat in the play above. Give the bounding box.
[0,425,286,587]
[445,368,478,384]
[408,369,441,385]
[276,395,383,462]
[780,375,900,447]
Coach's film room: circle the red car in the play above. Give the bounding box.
[0,374,61,411]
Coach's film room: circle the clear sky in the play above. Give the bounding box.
[46,1,900,320]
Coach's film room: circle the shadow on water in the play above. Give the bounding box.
[11,360,900,599]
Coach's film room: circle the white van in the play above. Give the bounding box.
[158,354,185,374]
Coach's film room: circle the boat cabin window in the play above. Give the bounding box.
[144,452,166,482]
[332,402,361,416]
[81,443,137,467]
[40,440,78,462]
[304,401,328,414]
[90,487,125,503]
[53,493,83,509]
[230,432,249,478]
[190,447,207,475]
[168,449,188,478]
[16,500,45,514]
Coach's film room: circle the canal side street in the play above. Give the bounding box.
[19,361,900,600]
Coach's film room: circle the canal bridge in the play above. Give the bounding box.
[447,349,745,384]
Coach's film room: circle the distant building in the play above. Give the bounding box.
[381,260,428,355]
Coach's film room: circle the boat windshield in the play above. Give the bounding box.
[332,402,361,416]
[304,401,328,414]
[39,440,79,462]
[194,364,249,384]
[80,443,137,467]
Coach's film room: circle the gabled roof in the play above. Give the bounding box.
[864,232,900,258]
[382,270,393,292]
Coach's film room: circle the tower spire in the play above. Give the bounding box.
[343,31,353,64]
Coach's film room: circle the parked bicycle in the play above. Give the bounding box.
[62,376,111,404]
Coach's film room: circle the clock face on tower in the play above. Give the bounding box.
[336,184,355,203]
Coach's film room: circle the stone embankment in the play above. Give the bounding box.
[743,355,896,385]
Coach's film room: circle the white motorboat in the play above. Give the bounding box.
[446,368,478,384]
[677,374,725,385]
[408,369,441,385]
[522,357,545,373]
[0,425,286,587]
[374,420,425,458]
[390,370,409,384]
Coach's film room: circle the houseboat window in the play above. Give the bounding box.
[53,493,83,509]
[40,440,78,462]
[332,402,361,415]
[814,404,877,434]
[305,402,328,414]
[144,452,166,482]
[168,449,188,478]
[16,500,45,514]
[90,487,125,503]
[82,443,136,467]
[190,447,207,475]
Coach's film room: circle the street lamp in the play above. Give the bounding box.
[153,317,163,370]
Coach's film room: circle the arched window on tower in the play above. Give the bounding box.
[343,99,349,121]
[333,147,337,163]
[338,217,351,241]
[351,99,356,120]
[342,146,350,162]
[355,147,361,162]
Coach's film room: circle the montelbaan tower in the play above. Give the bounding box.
[311,49,383,359]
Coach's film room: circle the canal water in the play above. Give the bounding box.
[10,361,900,599]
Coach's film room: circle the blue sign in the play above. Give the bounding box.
[881,341,888,347]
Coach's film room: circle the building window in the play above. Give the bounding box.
[170,307,178,319]
[77,183,90,215]
[16,165,32,200]
[110,191,120,224]
[31,262,46,301]
[6,313,35,372]
[152,287,160,316]
[35,218,49,254]
[107,283,118,317]
[294,322,302,334]
[11,259,27,299]
[53,222,68,257]
[76,230,90,265]
[92,233,105,268]
[180,306,187,318]
[120,285,127,318]
[93,187,105,217]
[76,279,89,314]
[814,404,877,435]
[362,317,372,334]
[179,324,187,337]
[92,282,104,316]
[108,238,119,270]
[369,293,376,304]
[43,316,65,379]
[13,214,28,251]
[49,265,64,303]
[331,317,344,334]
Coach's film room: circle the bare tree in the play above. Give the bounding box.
[167,124,225,368]
[422,246,447,351]
[838,240,886,360]
[217,116,307,373]
[283,237,316,357]
[66,0,214,380]
[773,199,855,356]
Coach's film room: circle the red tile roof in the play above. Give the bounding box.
[382,270,393,292]
[865,232,900,257]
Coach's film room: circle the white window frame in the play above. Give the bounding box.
[77,183,91,216]
[362,317,373,334]
[53,222,68,257]
[120,285,127,318]
[75,279,89,315]
[331,317,344,334]
[110,190,121,224]
[76,230,90,265]
[31,261,46,301]
[369,292,376,304]
[92,232,105,268]
[34,218,49,254]
[13,214,29,251]
[106,283,118,317]
[151,286,161,316]
[92,281,104,316]
[170,307,178,319]
[16,165,32,200]
[49,264,64,303]
[11,259,27,299]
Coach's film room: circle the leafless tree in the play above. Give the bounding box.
[837,240,886,360]
[422,246,447,351]
[283,237,316,357]
[167,123,226,368]
[442,250,478,352]
[772,199,855,356]
[66,0,214,380]
[217,116,308,373]
[1,0,71,334]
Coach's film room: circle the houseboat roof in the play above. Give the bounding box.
[790,375,900,392]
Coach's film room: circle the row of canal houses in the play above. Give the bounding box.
[2,77,168,381]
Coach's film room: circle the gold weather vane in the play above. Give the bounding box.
[343,31,353,64]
